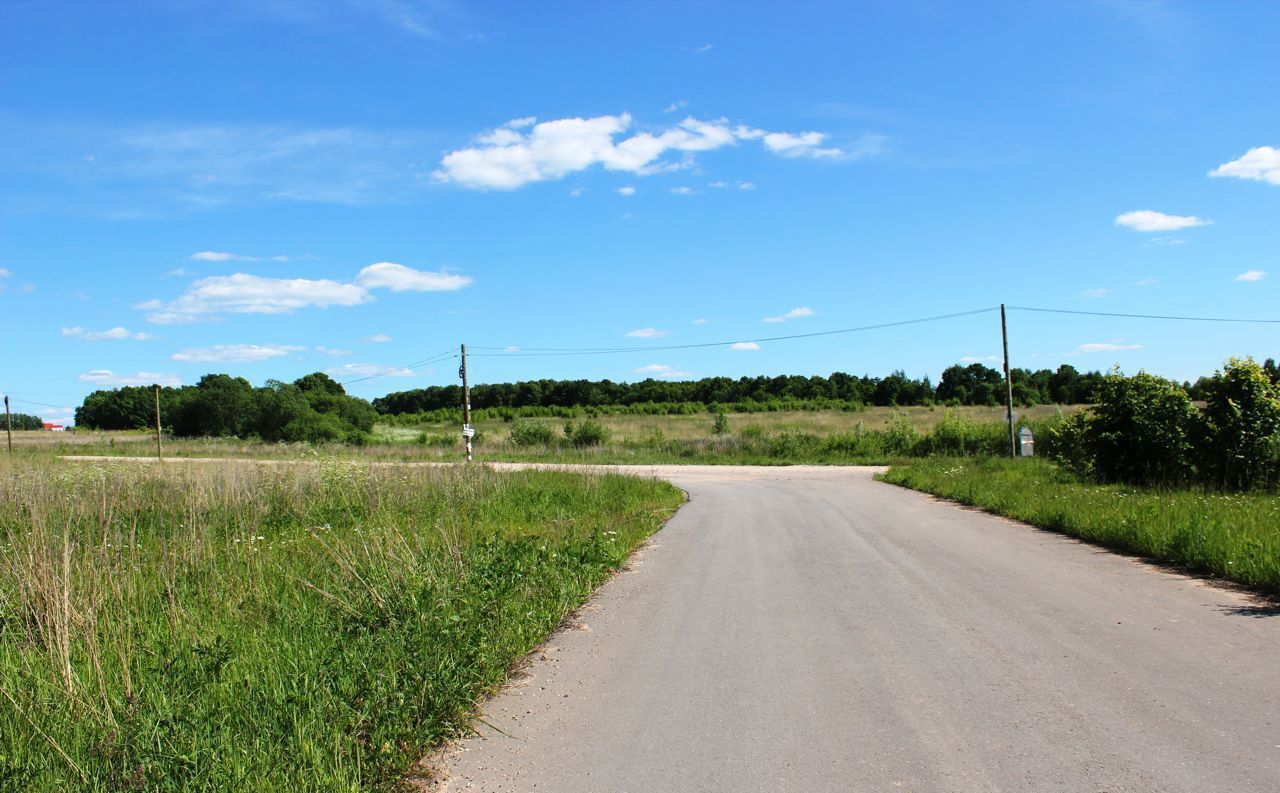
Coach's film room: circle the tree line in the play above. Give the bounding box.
[4,412,46,431]
[374,362,1111,415]
[75,373,377,443]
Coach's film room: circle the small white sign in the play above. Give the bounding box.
[462,424,476,438]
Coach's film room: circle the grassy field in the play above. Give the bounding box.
[0,459,684,791]
[879,457,1280,594]
[10,404,1080,465]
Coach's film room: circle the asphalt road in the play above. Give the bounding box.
[420,465,1278,793]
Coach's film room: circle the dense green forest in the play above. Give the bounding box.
[374,362,1109,415]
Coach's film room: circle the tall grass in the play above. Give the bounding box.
[0,460,683,790]
[879,458,1280,593]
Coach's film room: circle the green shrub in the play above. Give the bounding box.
[417,432,457,448]
[1199,357,1280,490]
[881,412,919,456]
[508,419,555,447]
[565,419,609,448]
[1085,369,1197,486]
[712,411,730,435]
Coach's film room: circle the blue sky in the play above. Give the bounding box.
[2,0,1278,423]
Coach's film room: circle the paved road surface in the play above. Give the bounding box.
[421,465,1278,793]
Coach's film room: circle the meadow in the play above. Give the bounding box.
[0,458,684,790]
[9,404,1079,466]
[879,457,1280,594]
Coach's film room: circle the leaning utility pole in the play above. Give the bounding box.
[1001,304,1016,459]
[459,344,474,462]
[153,384,163,462]
[4,395,11,456]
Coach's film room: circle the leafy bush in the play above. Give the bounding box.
[1083,369,1197,486]
[1199,357,1280,490]
[565,419,609,448]
[881,412,919,456]
[508,419,556,447]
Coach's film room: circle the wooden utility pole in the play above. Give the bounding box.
[1001,304,1016,458]
[4,395,11,456]
[460,344,473,462]
[153,384,163,462]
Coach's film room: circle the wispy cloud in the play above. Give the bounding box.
[62,326,157,341]
[1235,269,1267,283]
[669,186,695,195]
[189,251,292,263]
[730,341,760,351]
[354,262,473,292]
[1135,276,1159,287]
[763,306,814,323]
[663,100,688,114]
[961,355,999,363]
[434,114,882,190]
[634,363,692,378]
[138,263,471,324]
[625,327,669,339]
[78,369,182,387]
[363,333,393,343]
[324,362,417,378]
[315,346,352,357]
[737,181,756,190]
[1081,288,1112,298]
[1209,146,1280,186]
[691,318,710,325]
[1115,210,1211,232]
[616,185,637,196]
[171,344,304,363]
[689,44,714,54]
[1070,341,1142,356]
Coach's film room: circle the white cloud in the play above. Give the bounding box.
[669,186,695,195]
[62,326,158,341]
[434,113,873,190]
[634,363,692,378]
[1070,342,1142,355]
[0,268,11,278]
[503,345,521,352]
[625,327,669,338]
[139,273,370,323]
[617,185,637,196]
[730,341,760,351]
[171,344,305,363]
[1081,288,1112,298]
[315,346,351,357]
[78,369,183,387]
[663,100,688,114]
[961,355,1000,363]
[139,263,472,323]
[1209,146,1280,186]
[691,318,710,324]
[1115,210,1211,232]
[690,43,713,54]
[189,251,241,262]
[354,262,474,292]
[763,306,815,323]
[738,181,756,190]
[1235,269,1267,283]
[708,181,729,188]
[324,363,417,378]
[569,187,584,197]
[1135,276,1159,287]
[363,333,393,343]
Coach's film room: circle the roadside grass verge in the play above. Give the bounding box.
[0,460,684,791]
[878,458,1280,594]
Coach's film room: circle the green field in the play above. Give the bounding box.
[879,457,1280,594]
[8,404,1080,465]
[0,459,684,790]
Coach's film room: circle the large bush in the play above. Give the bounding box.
[1199,357,1280,491]
[1077,370,1197,486]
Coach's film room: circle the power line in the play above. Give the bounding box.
[338,349,458,386]
[1008,306,1280,324]
[471,307,1001,358]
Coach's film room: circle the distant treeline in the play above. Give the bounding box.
[374,362,1111,415]
[76,373,376,443]
[4,412,45,431]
